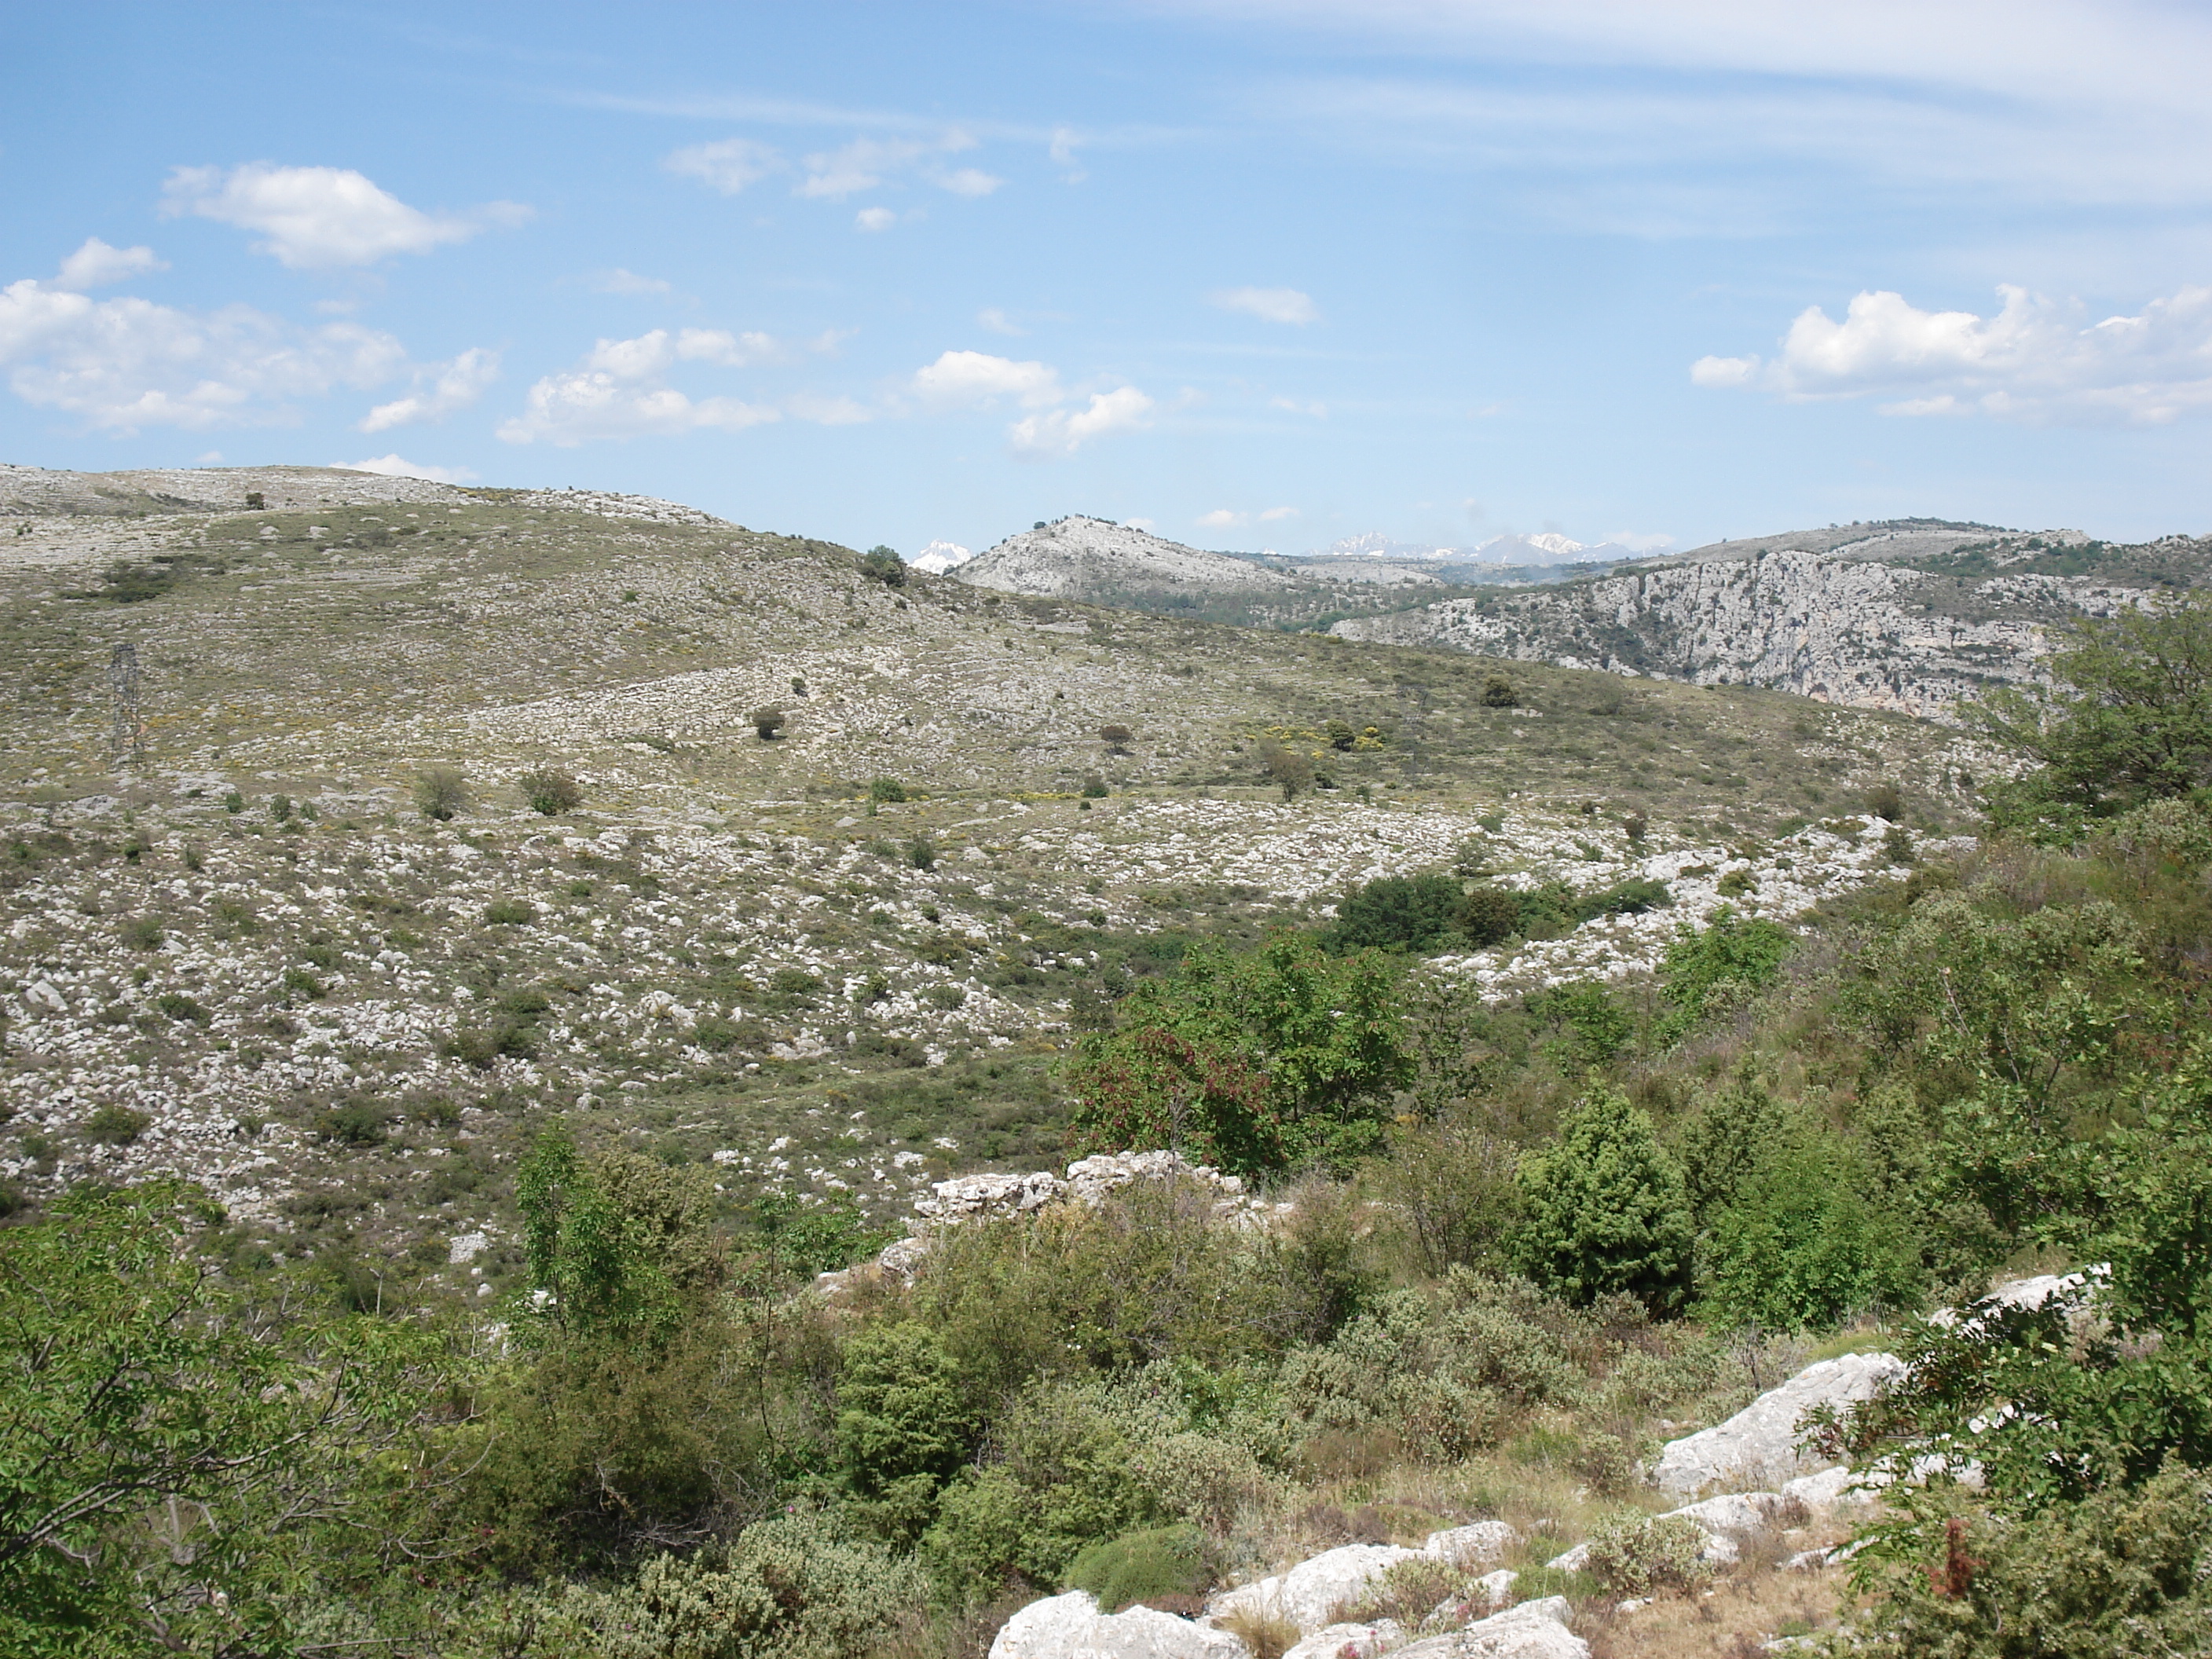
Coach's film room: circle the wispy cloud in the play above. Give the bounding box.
[908,348,1153,456]
[1211,286,1320,324]
[336,452,477,483]
[359,346,500,431]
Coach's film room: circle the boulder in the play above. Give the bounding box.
[1423,1522,1515,1566]
[1210,1544,1426,1634]
[1545,1492,1787,1573]
[1283,1619,1403,1659]
[990,1591,1247,1659]
[1651,1352,1905,1495]
[1390,1597,1587,1659]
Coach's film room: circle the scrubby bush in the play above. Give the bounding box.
[1099,724,1133,752]
[538,1506,926,1659]
[412,765,469,821]
[1260,744,1313,801]
[1064,1524,1205,1613]
[1079,775,1109,798]
[1480,673,1518,708]
[1580,1511,1714,1598]
[1325,872,1465,954]
[520,765,584,815]
[83,1104,150,1145]
[119,914,163,950]
[1456,886,1522,947]
[750,706,786,739]
[484,897,536,925]
[1514,1086,1694,1313]
[868,776,908,804]
[860,545,907,587]
[1655,907,1789,1041]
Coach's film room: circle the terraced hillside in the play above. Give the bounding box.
[1,465,1980,1296]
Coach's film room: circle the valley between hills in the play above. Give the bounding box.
[3,463,2208,1659]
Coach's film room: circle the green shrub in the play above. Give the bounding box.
[1065,1524,1206,1613]
[837,1323,979,1544]
[520,765,584,815]
[1480,674,1518,708]
[281,965,326,1000]
[751,706,786,739]
[443,1021,536,1068]
[909,835,936,870]
[1080,775,1109,798]
[1848,1465,2212,1659]
[1580,1511,1714,1598]
[538,1506,925,1659]
[1525,981,1635,1067]
[154,991,208,1024]
[83,1104,151,1145]
[869,776,908,804]
[1716,868,1756,897]
[1700,1132,1922,1329]
[119,915,163,950]
[412,765,469,822]
[1656,907,1790,1040]
[222,789,245,814]
[1325,873,1465,954]
[1457,886,1522,947]
[484,897,537,925]
[860,545,908,587]
[1514,1086,1694,1314]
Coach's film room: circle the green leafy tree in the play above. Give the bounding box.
[1701,1133,1922,1329]
[515,1128,723,1345]
[1974,591,2212,831]
[1514,1086,1694,1313]
[0,1183,472,1653]
[1066,932,1412,1172]
[1325,873,1465,954]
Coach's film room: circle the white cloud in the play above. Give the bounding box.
[160,164,514,269]
[591,268,672,295]
[977,307,1024,336]
[1211,286,1320,324]
[910,349,1064,407]
[498,325,846,445]
[0,259,407,432]
[1009,386,1154,456]
[909,350,1152,455]
[855,207,896,233]
[935,167,1005,197]
[1694,283,2212,423]
[51,237,167,291]
[358,346,500,432]
[1258,504,1300,521]
[1271,394,1328,416]
[337,453,477,483]
[664,137,784,195]
[1196,508,1246,528]
[800,136,940,200]
[1600,530,1677,552]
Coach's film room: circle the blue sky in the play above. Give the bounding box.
[5,1,2210,555]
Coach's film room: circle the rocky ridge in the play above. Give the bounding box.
[958,518,1289,599]
[1328,522,2212,720]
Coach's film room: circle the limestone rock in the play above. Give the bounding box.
[991,1591,1246,1659]
[1390,1596,1586,1659]
[1423,1522,1515,1566]
[1782,1466,1876,1514]
[1282,1619,1403,1659]
[1651,1352,1905,1495]
[1210,1544,1427,1634]
[915,1168,1068,1221]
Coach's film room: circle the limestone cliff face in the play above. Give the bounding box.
[1328,547,2192,720]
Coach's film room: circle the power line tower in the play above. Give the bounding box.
[109,642,145,770]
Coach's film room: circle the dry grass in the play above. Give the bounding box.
[1215,1604,1301,1659]
[1584,1560,1848,1658]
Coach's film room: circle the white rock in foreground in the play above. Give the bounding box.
[990,1591,1245,1659]
[1209,1544,1427,1635]
[1390,1596,1587,1659]
[1651,1351,1905,1495]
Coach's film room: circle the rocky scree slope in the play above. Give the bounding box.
[0,464,1976,1291]
[956,516,1291,599]
[1328,519,2212,720]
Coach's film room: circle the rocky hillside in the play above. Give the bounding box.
[1328,519,2212,719]
[0,463,1978,1284]
[956,516,1290,600]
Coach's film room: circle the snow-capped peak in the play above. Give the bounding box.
[910,540,973,575]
